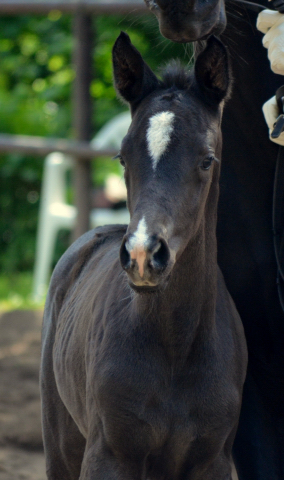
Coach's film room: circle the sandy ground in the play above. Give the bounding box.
[0,310,46,480]
[0,309,238,480]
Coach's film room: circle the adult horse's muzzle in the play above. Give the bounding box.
[145,0,226,42]
[120,233,173,292]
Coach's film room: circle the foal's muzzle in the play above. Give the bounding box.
[120,234,171,289]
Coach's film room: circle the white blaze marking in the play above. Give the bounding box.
[147,111,175,170]
[127,216,148,251]
[126,217,149,278]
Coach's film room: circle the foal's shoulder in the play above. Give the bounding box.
[45,224,127,314]
[53,223,127,282]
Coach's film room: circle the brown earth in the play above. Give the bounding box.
[0,309,238,480]
[0,310,46,480]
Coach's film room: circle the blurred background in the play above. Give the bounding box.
[0,1,190,310]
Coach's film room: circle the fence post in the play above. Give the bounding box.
[72,11,94,240]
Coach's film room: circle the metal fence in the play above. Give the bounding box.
[0,0,148,237]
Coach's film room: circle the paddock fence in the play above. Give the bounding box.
[0,0,148,238]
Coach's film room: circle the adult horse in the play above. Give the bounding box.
[144,0,284,479]
[40,34,247,479]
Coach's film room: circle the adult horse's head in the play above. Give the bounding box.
[112,32,231,293]
[144,0,226,42]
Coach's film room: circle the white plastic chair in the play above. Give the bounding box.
[32,112,131,300]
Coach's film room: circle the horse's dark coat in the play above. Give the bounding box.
[144,0,226,42]
[220,6,284,478]
[143,0,284,478]
[41,35,247,480]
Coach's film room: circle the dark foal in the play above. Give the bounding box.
[40,34,247,480]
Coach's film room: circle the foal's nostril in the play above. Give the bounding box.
[120,235,170,281]
[152,239,170,270]
[120,238,131,270]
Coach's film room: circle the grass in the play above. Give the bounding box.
[0,272,45,311]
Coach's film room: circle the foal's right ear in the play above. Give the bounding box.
[112,32,159,109]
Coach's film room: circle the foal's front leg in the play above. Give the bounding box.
[80,439,145,480]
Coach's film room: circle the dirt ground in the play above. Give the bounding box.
[0,309,239,480]
[0,309,46,480]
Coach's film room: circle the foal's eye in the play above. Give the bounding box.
[200,156,216,171]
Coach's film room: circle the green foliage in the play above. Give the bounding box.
[0,12,74,275]
[0,272,44,311]
[0,11,192,277]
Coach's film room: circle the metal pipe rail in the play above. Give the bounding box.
[0,133,117,159]
[0,0,148,15]
[0,0,145,237]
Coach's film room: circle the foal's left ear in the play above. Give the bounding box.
[194,36,231,105]
[112,32,159,109]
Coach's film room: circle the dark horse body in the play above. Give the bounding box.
[144,0,284,479]
[219,6,284,480]
[41,35,247,479]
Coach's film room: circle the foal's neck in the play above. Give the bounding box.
[132,214,218,354]
[129,158,221,360]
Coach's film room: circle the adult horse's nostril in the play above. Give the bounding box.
[152,239,170,270]
[120,238,131,271]
[154,0,167,10]
[145,0,160,11]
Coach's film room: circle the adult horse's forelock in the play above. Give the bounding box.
[144,0,226,42]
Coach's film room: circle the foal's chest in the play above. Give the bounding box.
[93,339,235,475]
[96,364,195,472]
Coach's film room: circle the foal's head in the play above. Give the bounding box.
[112,33,231,293]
